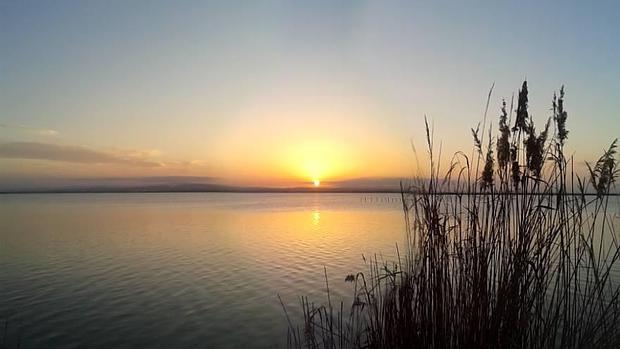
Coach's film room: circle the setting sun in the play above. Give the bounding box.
[313,179,320,187]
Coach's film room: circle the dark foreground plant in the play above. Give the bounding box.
[283,81,620,348]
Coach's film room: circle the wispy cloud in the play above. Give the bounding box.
[0,123,59,136]
[0,141,163,167]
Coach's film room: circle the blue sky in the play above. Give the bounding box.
[1,1,618,188]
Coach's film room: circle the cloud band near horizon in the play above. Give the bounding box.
[0,141,163,167]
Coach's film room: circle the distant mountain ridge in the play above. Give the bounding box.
[2,176,615,194]
[0,184,405,194]
[0,176,407,193]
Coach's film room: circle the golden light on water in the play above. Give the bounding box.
[311,209,321,225]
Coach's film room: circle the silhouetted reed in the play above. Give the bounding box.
[283,81,620,348]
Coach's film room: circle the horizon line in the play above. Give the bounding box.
[1,188,617,196]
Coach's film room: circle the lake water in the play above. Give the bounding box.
[0,193,407,348]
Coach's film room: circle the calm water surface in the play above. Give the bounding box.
[0,193,406,348]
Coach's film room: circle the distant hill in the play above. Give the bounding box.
[0,176,406,193]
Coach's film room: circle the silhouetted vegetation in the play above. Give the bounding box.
[283,81,620,348]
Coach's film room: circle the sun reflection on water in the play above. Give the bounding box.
[312,209,321,226]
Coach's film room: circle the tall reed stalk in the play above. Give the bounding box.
[284,81,620,348]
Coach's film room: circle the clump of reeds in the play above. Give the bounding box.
[283,81,620,348]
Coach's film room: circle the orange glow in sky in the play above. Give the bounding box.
[1,2,617,191]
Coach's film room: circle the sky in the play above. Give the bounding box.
[1,1,619,190]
